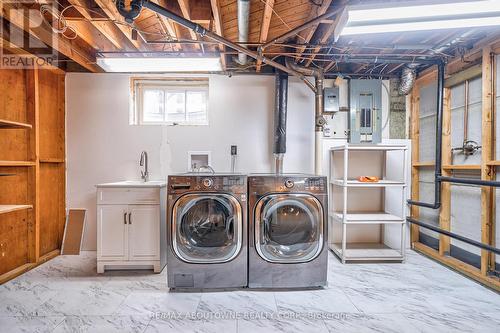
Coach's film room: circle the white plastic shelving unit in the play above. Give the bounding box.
[329,143,408,263]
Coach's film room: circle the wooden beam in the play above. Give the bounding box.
[439,87,452,256]
[177,0,200,49]
[295,0,332,60]
[94,0,148,51]
[210,0,226,70]
[304,17,339,67]
[410,84,421,244]
[0,36,63,74]
[66,0,135,51]
[1,2,102,72]
[256,0,275,72]
[480,46,494,276]
[153,0,180,51]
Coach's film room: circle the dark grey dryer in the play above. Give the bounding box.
[248,174,328,288]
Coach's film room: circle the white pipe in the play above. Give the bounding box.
[237,0,250,65]
[315,131,323,175]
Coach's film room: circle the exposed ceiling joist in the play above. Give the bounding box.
[256,0,275,72]
[153,0,181,51]
[210,0,226,70]
[67,0,136,51]
[93,0,149,51]
[295,0,332,60]
[177,0,200,50]
[304,16,339,67]
[0,2,102,72]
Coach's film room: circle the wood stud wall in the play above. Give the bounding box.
[410,41,500,291]
[0,66,66,284]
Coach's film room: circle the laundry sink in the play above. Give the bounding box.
[96,180,166,188]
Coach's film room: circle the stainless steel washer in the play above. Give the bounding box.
[167,174,247,289]
[248,174,328,288]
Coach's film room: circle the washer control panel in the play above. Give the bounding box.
[168,175,247,194]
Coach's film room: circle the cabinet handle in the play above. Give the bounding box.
[128,212,132,224]
[123,212,127,224]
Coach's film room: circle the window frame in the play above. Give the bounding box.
[132,78,209,126]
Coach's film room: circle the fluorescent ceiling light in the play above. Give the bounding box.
[335,0,500,39]
[97,57,222,72]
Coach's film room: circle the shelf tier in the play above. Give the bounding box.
[40,158,65,163]
[331,179,405,187]
[0,119,32,129]
[0,205,33,215]
[0,161,36,167]
[330,144,407,152]
[329,242,404,261]
[330,212,404,224]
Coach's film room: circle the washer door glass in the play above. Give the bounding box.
[255,193,323,263]
[172,193,242,263]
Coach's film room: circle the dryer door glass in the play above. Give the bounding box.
[255,194,323,263]
[172,193,242,263]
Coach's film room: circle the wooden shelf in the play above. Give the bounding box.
[330,212,404,224]
[412,161,435,167]
[40,158,65,163]
[329,242,404,261]
[442,164,481,170]
[331,179,405,187]
[0,204,33,215]
[0,160,36,167]
[0,119,32,129]
[486,160,500,166]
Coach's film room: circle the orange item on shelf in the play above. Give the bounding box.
[357,176,380,183]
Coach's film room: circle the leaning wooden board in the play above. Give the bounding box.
[61,209,86,255]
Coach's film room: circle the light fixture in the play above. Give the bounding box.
[335,0,500,40]
[96,57,223,72]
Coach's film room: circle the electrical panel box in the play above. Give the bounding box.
[323,87,340,114]
[349,79,382,144]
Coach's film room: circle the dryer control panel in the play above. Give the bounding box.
[248,175,326,194]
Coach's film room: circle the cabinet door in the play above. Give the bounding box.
[97,205,128,260]
[128,205,160,260]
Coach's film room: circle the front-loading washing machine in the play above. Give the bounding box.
[248,174,328,288]
[167,173,247,289]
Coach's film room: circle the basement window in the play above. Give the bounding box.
[132,78,209,125]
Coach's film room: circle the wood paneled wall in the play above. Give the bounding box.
[0,66,66,283]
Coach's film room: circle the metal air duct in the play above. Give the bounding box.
[398,64,418,96]
[236,0,250,65]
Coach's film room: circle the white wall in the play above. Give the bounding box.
[66,73,315,250]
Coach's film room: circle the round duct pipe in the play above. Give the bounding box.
[398,64,418,96]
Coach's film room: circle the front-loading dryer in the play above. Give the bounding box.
[248,174,328,288]
[167,174,247,289]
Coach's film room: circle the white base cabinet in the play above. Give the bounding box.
[96,183,166,273]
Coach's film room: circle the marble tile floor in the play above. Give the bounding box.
[0,250,499,333]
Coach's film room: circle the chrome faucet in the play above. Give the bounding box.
[140,151,148,182]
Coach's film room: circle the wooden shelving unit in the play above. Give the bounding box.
[329,143,408,263]
[0,67,66,284]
